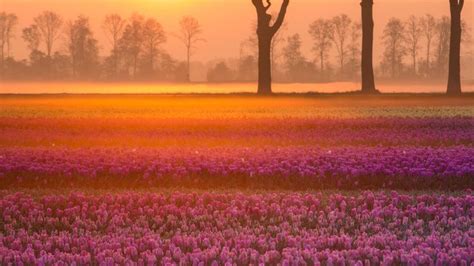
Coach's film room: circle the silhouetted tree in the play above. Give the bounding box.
[238,55,258,82]
[22,25,41,52]
[420,14,437,76]
[309,19,333,75]
[0,13,18,73]
[65,16,99,79]
[405,16,422,75]
[381,18,406,78]
[447,0,464,95]
[103,14,126,78]
[207,61,234,82]
[141,18,166,77]
[177,16,204,82]
[283,33,304,80]
[360,0,377,93]
[283,33,315,82]
[435,16,450,77]
[33,11,63,57]
[348,22,361,79]
[1,57,28,80]
[251,0,290,94]
[0,13,18,59]
[269,18,287,79]
[119,14,145,79]
[245,18,288,81]
[331,14,352,77]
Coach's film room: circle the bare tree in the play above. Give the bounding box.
[103,14,126,77]
[142,18,166,74]
[0,12,18,68]
[22,25,41,52]
[270,19,287,78]
[177,16,204,82]
[348,22,361,79]
[447,0,464,95]
[65,16,99,79]
[309,19,334,74]
[381,18,406,78]
[4,14,18,58]
[405,16,422,74]
[435,17,451,76]
[247,18,287,79]
[283,33,305,81]
[360,0,377,93]
[34,11,63,57]
[251,0,290,94]
[119,14,145,79]
[420,14,437,75]
[331,14,352,77]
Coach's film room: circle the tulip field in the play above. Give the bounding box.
[0,94,473,264]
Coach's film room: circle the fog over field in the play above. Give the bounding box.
[1,82,474,94]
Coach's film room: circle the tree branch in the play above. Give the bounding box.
[265,0,272,11]
[271,0,289,35]
[459,0,464,11]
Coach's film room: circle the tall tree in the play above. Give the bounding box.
[270,18,287,79]
[65,16,99,79]
[3,13,18,58]
[142,18,166,76]
[283,33,304,81]
[119,14,145,79]
[348,22,361,79]
[177,16,204,82]
[22,25,41,52]
[360,0,377,93]
[283,33,315,82]
[420,14,437,76]
[331,14,352,77]
[308,19,334,74]
[103,14,126,78]
[244,17,287,78]
[405,16,422,74]
[33,11,63,57]
[0,13,18,72]
[435,17,451,76]
[447,0,464,95]
[251,0,290,94]
[381,18,406,78]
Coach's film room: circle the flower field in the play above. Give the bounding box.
[0,95,473,264]
[0,191,472,265]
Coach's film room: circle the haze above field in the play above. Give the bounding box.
[3,0,473,62]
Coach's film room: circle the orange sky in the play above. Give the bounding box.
[2,0,473,62]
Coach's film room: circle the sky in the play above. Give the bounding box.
[2,0,473,63]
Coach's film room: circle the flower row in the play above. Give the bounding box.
[1,117,473,147]
[1,147,472,189]
[0,191,472,265]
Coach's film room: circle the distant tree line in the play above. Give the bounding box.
[208,14,471,84]
[0,9,471,87]
[0,11,204,82]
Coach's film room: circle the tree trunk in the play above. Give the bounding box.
[426,40,431,76]
[447,0,463,95]
[413,51,417,73]
[0,42,4,75]
[340,55,344,76]
[360,0,378,93]
[320,51,324,74]
[186,45,191,82]
[258,36,272,94]
[252,0,289,95]
[133,55,137,79]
